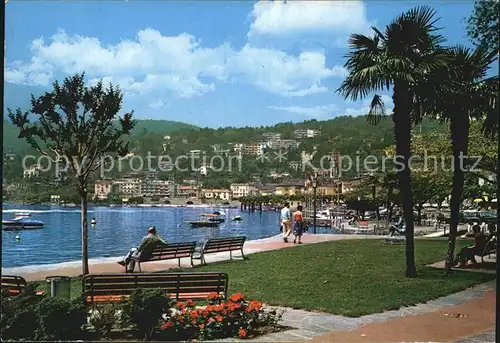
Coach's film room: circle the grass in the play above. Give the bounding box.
[35,239,494,317]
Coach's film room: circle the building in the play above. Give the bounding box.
[317,182,343,196]
[113,178,141,197]
[94,180,113,200]
[50,194,61,204]
[294,129,320,139]
[262,132,281,141]
[140,180,176,198]
[243,142,269,155]
[275,183,304,197]
[256,184,277,196]
[269,139,300,150]
[230,183,257,199]
[200,188,231,201]
[177,185,199,198]
[23,164,42,179]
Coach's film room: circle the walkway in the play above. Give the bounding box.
[2,233,381,281]
[216,280,496,342]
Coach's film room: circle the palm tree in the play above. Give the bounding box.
[418,46,498,272]
[337,6,448,277]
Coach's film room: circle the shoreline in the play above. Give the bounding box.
[2,234,380,281]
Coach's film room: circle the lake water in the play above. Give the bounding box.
[2,204,333,269]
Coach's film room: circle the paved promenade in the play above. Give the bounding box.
[2,233,381,281]
[3,232,496,342]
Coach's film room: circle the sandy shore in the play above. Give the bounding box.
[2,233,381,282]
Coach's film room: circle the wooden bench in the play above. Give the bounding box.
[82,272,228,306]
[127,241,197,273]
[1,275,27,297]
[194,236,246,265]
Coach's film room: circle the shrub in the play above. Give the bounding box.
[121,289,172,341]
[34,297,86,341]
[0,283,43,340]
[88,303,122,339]
[160,293,283,341]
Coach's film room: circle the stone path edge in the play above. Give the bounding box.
[211,279,496,342]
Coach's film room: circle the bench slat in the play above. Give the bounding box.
[83,272,228,305]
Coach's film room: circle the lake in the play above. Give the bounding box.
[2,204,333,268]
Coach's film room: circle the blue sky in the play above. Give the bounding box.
[5,1,475,128]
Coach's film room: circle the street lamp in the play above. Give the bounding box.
[312,174,318,234]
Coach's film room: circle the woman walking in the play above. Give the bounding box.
[293,205,305,244]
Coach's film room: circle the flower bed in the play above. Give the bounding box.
[1,284,284,341]
[159,293,284,341]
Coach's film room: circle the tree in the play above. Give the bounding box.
[467,0,499,54]
[8,73,135,275]
[336,6,448,277]
[419,46,497,273]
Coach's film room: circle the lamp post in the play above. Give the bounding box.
[312,175,318,234]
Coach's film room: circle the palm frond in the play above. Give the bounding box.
[367,94,386,125]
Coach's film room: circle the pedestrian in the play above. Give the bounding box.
[292,205,305,244]
[280,202,292,242]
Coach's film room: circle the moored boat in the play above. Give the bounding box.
[187,220,220,228]
[3,216,44,230]
[232,215,242,221]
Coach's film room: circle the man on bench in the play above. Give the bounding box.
[117,226,168,272]
[389,213,406,236]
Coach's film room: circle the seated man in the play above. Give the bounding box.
[389,215,406,236]
[454,224,486,268]
[117,226,168,272]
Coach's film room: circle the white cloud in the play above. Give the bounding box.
[5,28,345,98]
[268,104,338,118]
[226,46,346,96]
[344,94,393,116]
[248,0,372,47]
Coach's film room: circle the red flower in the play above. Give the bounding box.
[186,299,195,307]
[238,328,247,338]
[176,301,185,309]
[229,293,245,302]
[199,324,205,329]
[215,315,223,322]
[190,311,199,320]
[161,321,173,329]
[247,300,263,312]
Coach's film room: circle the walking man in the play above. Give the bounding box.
[281,202,292,242]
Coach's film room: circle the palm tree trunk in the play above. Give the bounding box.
[79,187,89,275]
[393,83,417,278]
[445,115,470,273]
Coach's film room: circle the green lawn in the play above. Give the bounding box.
[35,239,494,317]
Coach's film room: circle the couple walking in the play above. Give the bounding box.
[280,202,307,244]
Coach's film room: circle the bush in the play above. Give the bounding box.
[1,283,42,340]
[160,293,283,341]
[34,297,86,340]
[88,303,122,339]
[121,289,172,341]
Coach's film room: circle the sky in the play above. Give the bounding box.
[5,0,476,128]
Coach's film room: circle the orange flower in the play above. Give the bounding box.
[190,311,199,320]
[215,315,223,322]
[229,293,245,302]
[238,328,247,338]
[247,300,263,312]
[176,301,185,309]
[207,292,220,300]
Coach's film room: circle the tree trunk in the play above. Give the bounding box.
[445,115,470,273]
[386,185,393,228]
[393,82,417,278]
[80,188,89,275]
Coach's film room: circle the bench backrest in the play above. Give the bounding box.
[145,241,197,261]
[359,221,369,228]
[82,272,228,305]
[1,275,27,296]
[203,236,246,254]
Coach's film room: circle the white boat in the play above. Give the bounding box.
[3,215,44,230]
[14,212,31,217]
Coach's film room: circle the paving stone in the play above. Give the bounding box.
[264,331,311,341]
